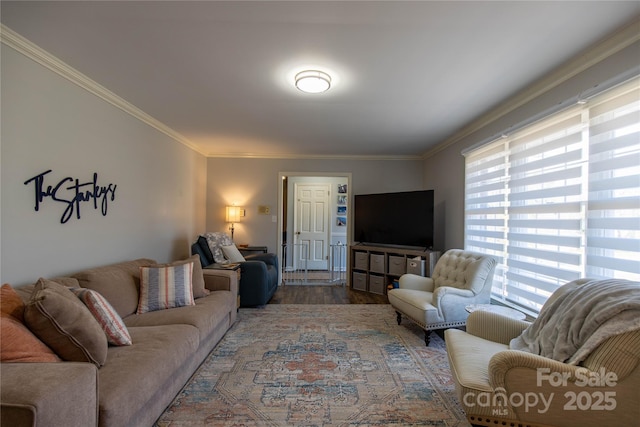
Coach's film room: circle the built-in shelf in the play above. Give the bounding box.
[349,244,440,295]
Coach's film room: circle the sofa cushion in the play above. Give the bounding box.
[137,262,195,314]
[445,328,508,392]
[73,269,139,318]
[387,288,436,326]
[71,288,132,346]
[49,277,82,288]
[125,290,233,341]
[1,284,61,363]
[72,258,156,318]
[159,255,209,299]
[24,278,108,367]
[97,324,199,427]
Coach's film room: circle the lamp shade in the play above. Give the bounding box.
[226,206,241,223]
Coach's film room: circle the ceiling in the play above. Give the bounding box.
[2,1,639,159]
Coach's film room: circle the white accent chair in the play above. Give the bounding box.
[387,249,497,345]
[445,278,640,427]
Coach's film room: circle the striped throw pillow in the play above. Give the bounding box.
[137,262,195,314]
[71,288,132,346]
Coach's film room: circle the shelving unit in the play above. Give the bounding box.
[349,244,440,295]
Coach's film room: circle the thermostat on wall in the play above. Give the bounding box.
[258,205,271,215]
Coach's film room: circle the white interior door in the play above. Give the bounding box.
[294,183,330,270]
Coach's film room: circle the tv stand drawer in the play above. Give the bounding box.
[353,252,368,270]
[352,272,367,291]
[369,254,385,273]
[388,256,406,275]
[369,275,386,295]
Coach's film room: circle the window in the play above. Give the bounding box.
[464,77,639,316]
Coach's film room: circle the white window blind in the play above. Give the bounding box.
[464,77,639,315]
[587,83,640,279]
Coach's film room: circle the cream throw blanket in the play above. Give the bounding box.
[510,279,640,364]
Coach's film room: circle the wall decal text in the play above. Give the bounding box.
[24,170,117,224]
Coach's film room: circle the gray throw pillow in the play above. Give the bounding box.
[24,278,108,367]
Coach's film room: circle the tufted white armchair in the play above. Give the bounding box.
[388,249,497,345]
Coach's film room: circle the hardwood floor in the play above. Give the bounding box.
[270,284,389,304]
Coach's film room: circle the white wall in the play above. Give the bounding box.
[1,43,207,286]
[205,157,425,254]
[423,39,640,251]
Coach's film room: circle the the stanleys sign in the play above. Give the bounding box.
[24,169,117,224]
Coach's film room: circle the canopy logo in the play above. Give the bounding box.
[463,367,618,415]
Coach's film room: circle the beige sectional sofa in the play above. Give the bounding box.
[1,257,238,427]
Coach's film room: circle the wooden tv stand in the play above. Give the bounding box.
[349,244,440,295]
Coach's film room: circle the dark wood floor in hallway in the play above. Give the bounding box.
[270,284,388,304]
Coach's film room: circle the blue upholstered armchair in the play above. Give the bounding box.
[191,235,279,307]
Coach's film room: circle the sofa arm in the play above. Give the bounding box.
[466,310,531,345]
[1,362,98,427]
[202,269,239,296]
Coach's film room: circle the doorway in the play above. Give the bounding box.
[293,182,330,271]
[278,173,351,285]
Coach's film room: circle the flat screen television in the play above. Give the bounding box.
[354,190,434,249]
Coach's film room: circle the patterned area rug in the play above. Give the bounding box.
[156,304,470,426]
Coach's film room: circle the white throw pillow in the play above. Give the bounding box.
[221,244,246,263]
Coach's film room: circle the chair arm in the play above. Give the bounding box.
[433,285,475,299]
[487,351,630,426]
[1,362,98,427]
[238,260,271,306]
[399,274,434,292]
[429,286,476,320]
[489,350,584,389]
[239,260,268,279]
[466,311,531,345]
[245,252,278,268]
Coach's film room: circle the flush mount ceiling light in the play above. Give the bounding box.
[295,70,331,93]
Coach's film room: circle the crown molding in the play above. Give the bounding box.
[5,16,636,163]
[205,152,423,161]
[421,15,640,160]
[1,24,421,162]
[1,24,207,157]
